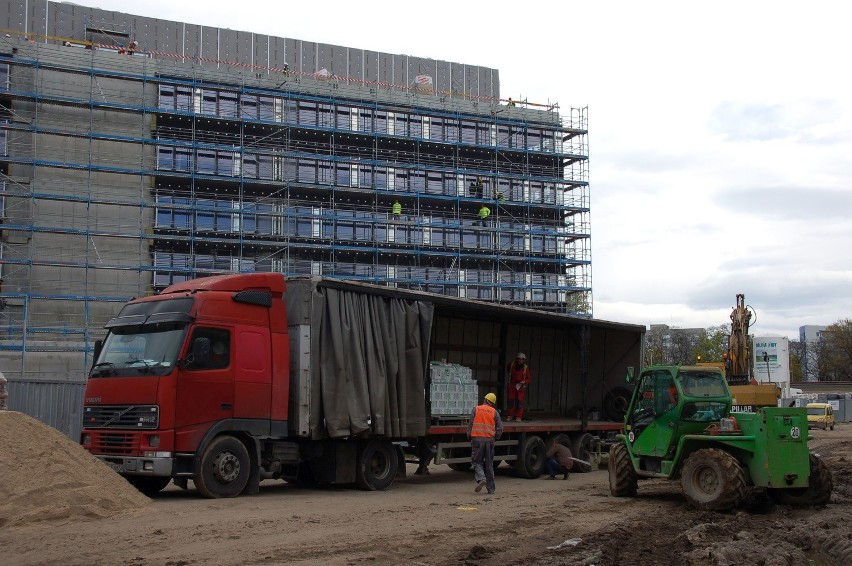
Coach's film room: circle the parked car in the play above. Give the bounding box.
[806,403,835,430]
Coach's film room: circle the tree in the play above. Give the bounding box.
[788,340,804,383]
[693,325,728,363]
[816,319,852,381]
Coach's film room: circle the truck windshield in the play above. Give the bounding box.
[677,370,728,398]
[91,322,187,377]
[807,407,827,416]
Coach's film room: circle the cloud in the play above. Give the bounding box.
[708,99,844,143]
[714,186,852,220]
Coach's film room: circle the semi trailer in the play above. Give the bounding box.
[81,273,644,497]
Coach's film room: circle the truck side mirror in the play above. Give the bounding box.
[625,367,635,384]
[92,339,104,367]
[189,337,211,367]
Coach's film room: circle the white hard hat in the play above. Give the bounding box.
[516,352,526,360]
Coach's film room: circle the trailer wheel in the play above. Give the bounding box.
[194,435,251,498]
[769,453,833,506]
[514,435,546,478]
[608,442,638,497]
[571,433,596,473]
[681,448,746,511]
[447,462,472,472]
[125,476,171,497]
[355,439,398,491]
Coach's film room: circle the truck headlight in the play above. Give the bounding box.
[143,451,172,458]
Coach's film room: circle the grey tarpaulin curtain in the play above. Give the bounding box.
[308,283,432,439]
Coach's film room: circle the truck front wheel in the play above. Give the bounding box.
[195,435,251,498]
[681,448,746,511]
[608,442,638,497]
[769,453,833,506]
[355,439,398,491]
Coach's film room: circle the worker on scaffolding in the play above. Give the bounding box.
[476,203,491,227]
[507,97,516,107]
[469,176,484,199]
[392,199,403,220]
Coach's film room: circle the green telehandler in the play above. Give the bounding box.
[609,365,833,511]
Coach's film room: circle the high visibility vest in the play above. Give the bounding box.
[392,202,402,215]
[479,206,491,219]
[470,404,497,438]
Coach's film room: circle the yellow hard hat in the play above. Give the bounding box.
[484,393,497,404]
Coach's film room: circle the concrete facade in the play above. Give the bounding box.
[0,2,590,385]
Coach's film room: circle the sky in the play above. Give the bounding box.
[69,0,852,340]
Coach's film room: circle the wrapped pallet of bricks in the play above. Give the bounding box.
[429,362,478,417]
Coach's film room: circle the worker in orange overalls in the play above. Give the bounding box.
[467,392,503,495]
[506,352,532,422]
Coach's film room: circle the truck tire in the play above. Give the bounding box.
[608,442,638,497]
[603,387,631,421]
[514,435,546,479]
[355,439,398,491]
[769,453,833,506]
[125,476,171,497]
[571,433,596,473]
[194,435,251,498]
[681,448,746,511]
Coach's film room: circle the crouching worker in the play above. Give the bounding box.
[544,440,573,480]
[467,392,503,494]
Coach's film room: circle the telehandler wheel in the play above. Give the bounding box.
[194,435,251,498]
[769,453,833,506]
[355,439,398,491]
[608,442,637,497]
[681,448,746,511]
[125,476,171,497]
[514,435,546,478]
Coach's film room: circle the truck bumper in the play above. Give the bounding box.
[97,454,174,476]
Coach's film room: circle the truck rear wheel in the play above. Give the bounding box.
[125,476,171,497]
[514,435,546,478]
[194,435,251,498]
[681,448,746,511]
[571,433,596,473]
[769,453,833,506]
[355,439,398,491]
[608,442,638,497]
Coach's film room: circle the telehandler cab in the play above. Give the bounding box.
[609,365,832,511]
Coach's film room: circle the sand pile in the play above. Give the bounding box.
[0,410,150,528]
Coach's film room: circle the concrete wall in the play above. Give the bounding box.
[0,1,501,98]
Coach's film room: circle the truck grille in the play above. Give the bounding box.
[91,432,140,456]
[83,405,159,429]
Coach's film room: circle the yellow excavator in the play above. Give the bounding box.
[698,294,780,409]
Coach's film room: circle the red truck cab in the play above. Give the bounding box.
[81,273,289,497]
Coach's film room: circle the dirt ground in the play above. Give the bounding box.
[3,425,851,566]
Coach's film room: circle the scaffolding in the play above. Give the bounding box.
[0,34,591,381]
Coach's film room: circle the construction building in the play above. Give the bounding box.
[0,2,591,382]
